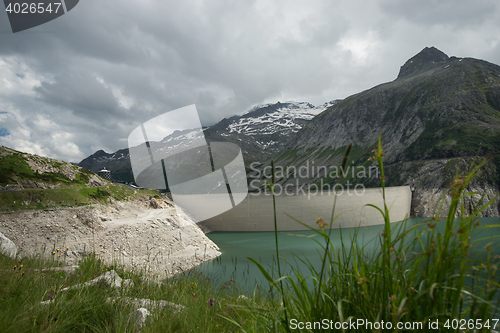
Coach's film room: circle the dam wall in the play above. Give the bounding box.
[200,186,412,232]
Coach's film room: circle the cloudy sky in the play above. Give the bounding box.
[1,0,499,162]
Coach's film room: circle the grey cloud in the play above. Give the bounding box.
[34,72,119,119]
[0,0,500,161]
[379,0,497,28]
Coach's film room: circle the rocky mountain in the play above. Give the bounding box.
[262,47,500,217]
[79,148,134,183]
[78,100,339,182]
[204,100,338,159]
[78,47,500,217]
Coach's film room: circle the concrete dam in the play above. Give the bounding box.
[199,186,412,232]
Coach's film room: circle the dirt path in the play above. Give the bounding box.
[0,197,221,278]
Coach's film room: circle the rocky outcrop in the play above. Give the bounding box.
[60,270,133,291]
[0,231,17,258]
[411,184,499,217]
[0,184,23,191]
[127,308,150,331]
[383,157,500,216]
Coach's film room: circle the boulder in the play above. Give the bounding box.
[60,270,132,291]
[0,232,17,258]
[127,308,150,331]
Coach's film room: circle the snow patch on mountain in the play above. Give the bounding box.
[228,101,338,136]
[79,99,341,180]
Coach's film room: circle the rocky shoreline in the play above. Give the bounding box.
[0,196,221,278]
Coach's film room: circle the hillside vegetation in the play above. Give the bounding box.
[0,146,109,189]
[0,146,158,212]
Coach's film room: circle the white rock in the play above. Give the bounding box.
[109,297,185,312]
[127,308,150,330]
[61,270,123,292]
[0,232,17,258]
[35,265,79,273]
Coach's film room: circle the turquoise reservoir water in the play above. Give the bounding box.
[195,217,500,291]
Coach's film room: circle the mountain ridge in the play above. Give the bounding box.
[78,100,339,180]
[291,51,500,160]
[77,47,500,216]
[269,47,500,216]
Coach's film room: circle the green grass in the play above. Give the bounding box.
[0,252,274,332]
[0,154,34,185]
[0,153,91,187]
[0,147,103,188]
[0,185,160,212]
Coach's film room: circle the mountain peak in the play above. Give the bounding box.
[397,47,449,79]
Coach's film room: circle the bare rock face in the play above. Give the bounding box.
[411,184,500,218]
[397,46,450,79]
[149,199,162,209]
[0,198,221,279]
[85,174,108,187]
[383,157,500,217]
[149,198,173,209]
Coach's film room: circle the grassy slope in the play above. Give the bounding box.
[0,184,160,212]
[0,147,94,188]
[0,146,162,212]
